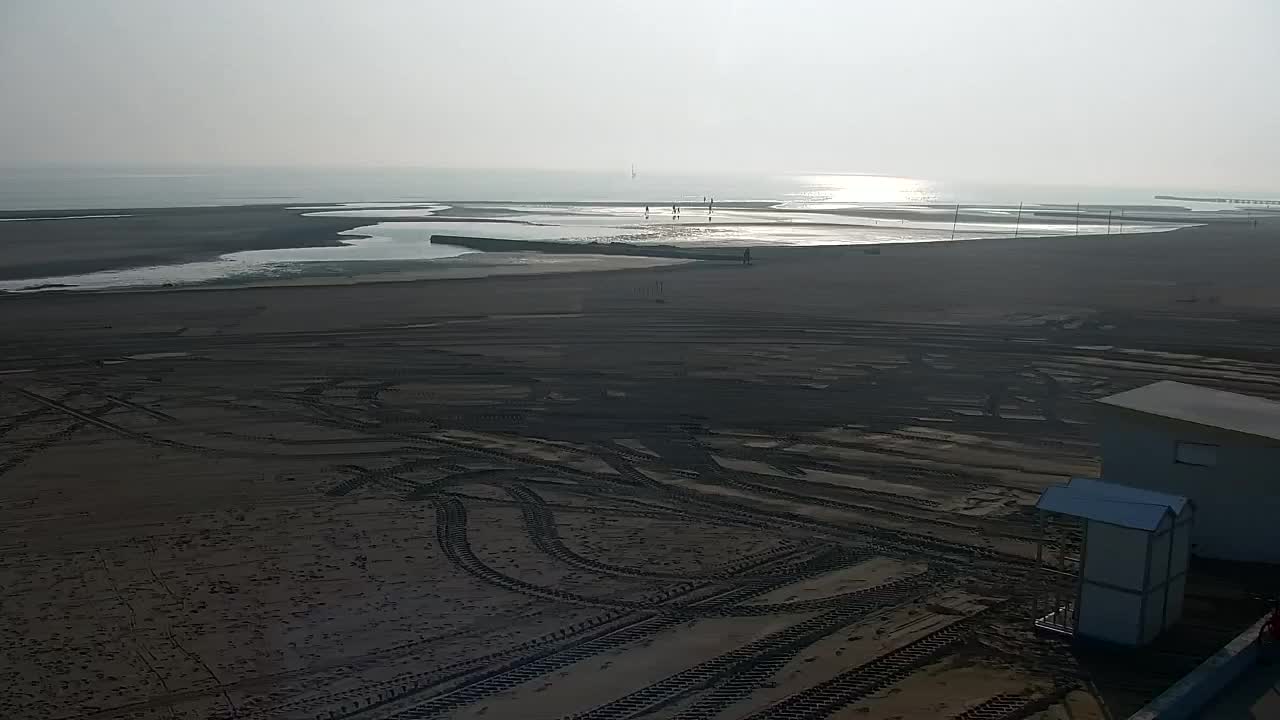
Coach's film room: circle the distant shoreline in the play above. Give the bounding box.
[0,200,1233,293]
[1155,194,1280,207]
[429,235,744,262]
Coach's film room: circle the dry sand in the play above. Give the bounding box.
[2,217,1279,718]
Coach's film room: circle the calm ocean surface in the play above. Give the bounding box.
[0,166,1265,211]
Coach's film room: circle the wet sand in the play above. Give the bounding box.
[0,200,1218,288]
[2,218,1278,719]
[0,205,367,281]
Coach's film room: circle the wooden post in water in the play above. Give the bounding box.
[951,203,960,240]
[1014,201,1023,238]
[1106,209,1113,235]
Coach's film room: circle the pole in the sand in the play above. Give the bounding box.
[951,203,960,240]
[1106,209,1113,235]
[1014,201,1023,238]
[1075,203,1081,235]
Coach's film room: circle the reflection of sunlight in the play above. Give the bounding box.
[795,174,940,204]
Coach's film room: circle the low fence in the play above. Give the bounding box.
[1127,613,1268,720]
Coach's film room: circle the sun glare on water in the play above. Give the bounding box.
[794,174,942,205]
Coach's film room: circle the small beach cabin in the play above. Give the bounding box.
[1034,478,1193,647]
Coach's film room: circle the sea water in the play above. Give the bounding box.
[2,166,1272,211]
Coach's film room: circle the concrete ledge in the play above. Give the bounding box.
[1127,614,1267,720]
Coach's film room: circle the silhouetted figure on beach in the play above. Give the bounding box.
[644,205,649,218]
[672,204,678,217]
[742,248,752,266]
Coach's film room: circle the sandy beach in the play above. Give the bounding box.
[7,0,1278,716]
[2,216,1279,719]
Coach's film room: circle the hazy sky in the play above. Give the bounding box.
[1,0,1276,189]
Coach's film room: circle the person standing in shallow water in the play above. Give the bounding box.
[742,248,752,266]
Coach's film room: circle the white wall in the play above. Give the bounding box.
[1142,588,1167,644]
[1100,417,1280,563]
[1171,521,1192,576]
[1083,520,1148,590]
[1079,520,1151,646]
[1150,525,1171,587]
[1079,583,1142,645]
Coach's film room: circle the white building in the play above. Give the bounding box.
[1097,380,1280,563]
[1035,478,1193,646]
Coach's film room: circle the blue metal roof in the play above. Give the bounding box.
[1036,478,1190,531]
[1066,477,1191,517]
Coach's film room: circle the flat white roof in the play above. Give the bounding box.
[1037,478,1189,531]
[1097,380,1280,443]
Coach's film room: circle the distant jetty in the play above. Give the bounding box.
[1156,195,1280,207]
[430,234,741,261]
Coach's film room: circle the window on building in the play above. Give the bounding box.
[1174,441,1218,467]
